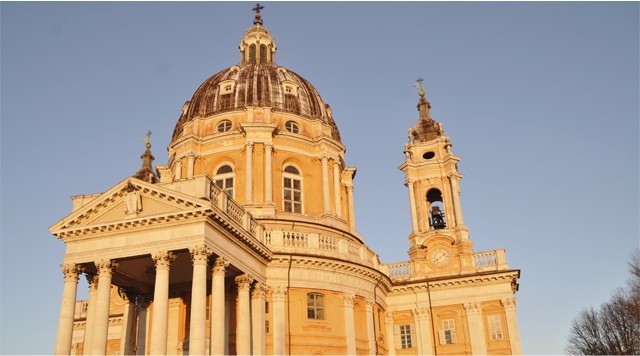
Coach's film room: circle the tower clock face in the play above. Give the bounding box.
[430,247,451,267]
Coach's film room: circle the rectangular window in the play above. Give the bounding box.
[283,177,302,213]
[439,319,457,345]
[400,325,413,349]
[307,293,324,320]
[488,315,504,340]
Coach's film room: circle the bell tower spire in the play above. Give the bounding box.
[400,79,473,277]
[239,3,277,66]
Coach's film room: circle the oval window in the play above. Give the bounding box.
[423,151,435,160]
[217,120,232,133]
[285,121,300,134]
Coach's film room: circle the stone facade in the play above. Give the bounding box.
[51,9,521,356]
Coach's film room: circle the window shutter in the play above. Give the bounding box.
[450,330,457,344]
[438,330,446,345]
[393,325,401,348]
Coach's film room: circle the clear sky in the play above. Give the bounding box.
[1,2,638,354]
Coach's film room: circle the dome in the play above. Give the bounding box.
[171,64,341,143]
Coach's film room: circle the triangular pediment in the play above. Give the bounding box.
[50,178,211,234]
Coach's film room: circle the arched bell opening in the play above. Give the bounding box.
[426,188,446,230]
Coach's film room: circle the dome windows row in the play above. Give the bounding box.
[214,118,302,135]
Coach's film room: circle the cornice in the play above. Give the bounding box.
[391,270,520,293]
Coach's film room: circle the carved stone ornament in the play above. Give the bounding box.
[343,293,356,307]
[124,184,142,217]
[235,274,254,290]
[61,264,84,282]
[412,307,431,320]
[502,298,517,311]
[251,282,268,300]
[366,298,376,312]
[270,285,287,302]
[152,251,176,270]
[95,260,119,277]
[464,302,482,315]
[212,257,229,274]
[189,245,212,264]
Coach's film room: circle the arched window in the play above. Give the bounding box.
[249,44,256,64]
[285,121,300,134]
[307,293,324,320]
[214,164,234,197]
[217,120,232,133]
[283,165,302,213]
[260,44,267,64]
[426,188,446,230]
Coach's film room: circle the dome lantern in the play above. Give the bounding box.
[239,3,277,66]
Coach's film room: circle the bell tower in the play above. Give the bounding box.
[399,78,474,277]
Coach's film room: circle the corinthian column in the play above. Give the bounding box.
[343,293,356,355]
[264,144,273,203]
[54,263,82,356]
[321,156,331,214]
[187,154,196,179]
[91,260,118,355]
[188,246,211,356]
[149,251,175,355]
[365,299,376,355]
[245,142,253,202]
[235,275,253,355]
[503,298,522,355]
[210,258,228,355]
[449,174,465,227]
[271,286,287,355]
[83,274,98,355]
[464,302,487,355]
[174,159,182,180]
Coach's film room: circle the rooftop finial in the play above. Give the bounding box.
[252,3,264,25]
[144,130,152,149]
[133,130,158,183]
[413,76,426,98]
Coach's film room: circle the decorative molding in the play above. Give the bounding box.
[343,293,355,307]
[95,260,118,277]
[270,285,287,302]
[366,298,375,312]
[464,302,482,315]
[411,307,431,320]
[235,274,254,291]
[251,282,267,300]
[189,245,212,264]
[152,251,176,270]
[502,297,517,312]
[60,263,84,282]
[212,257,229,275]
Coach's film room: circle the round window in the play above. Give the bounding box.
[285,121,300,134]
[217,120,232,133]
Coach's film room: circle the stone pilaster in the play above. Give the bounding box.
[264,144,273,203]
[271,285,287,355]
[412,307,433,355]
[502,298,522,355]
[343,293,356,355]
[365,299,376,355]
[245,142,254,202]
[149,251,175,355]
[187,154,196,179]
[321,156,331,214]
[54,263,83,356]
[385,313,396,355]
[333,161,342,217]
[464,302,487,355]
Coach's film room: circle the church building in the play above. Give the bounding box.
[51,7,521,355]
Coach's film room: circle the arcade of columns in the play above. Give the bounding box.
[54,249,274,356]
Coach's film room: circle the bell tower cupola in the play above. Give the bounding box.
[400,78,474,277]
[239,3,277,66]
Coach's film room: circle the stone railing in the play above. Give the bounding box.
[473,249,508,272]
[265,229,381,269]
[386,261,411,280]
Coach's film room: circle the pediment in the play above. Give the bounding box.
[50,178,211,233]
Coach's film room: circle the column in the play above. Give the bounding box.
[271,286,287,355]
[54,263,82,356]
[449,175,465,226]
[502,298,522,355]
[83,274,98,355]
[135,297,149,356]
[235,274,254,355]
[118,289,137,356]
[365,299,376,355]
[189,246,211,356]
[251,283,267,355]
[346,185,356,232]
[406,179,419,233]
[174,160,182,180]
[91,260,118,355]
[464,302,487,355]
[385,313,396,356]
[210,257,228,355]
[264,144,273,203]
[413,308,433,355]
[150,251,175,355]
[245,142,254,202]
[321,156,331,214]
[343,293,356,355]
[333,161,342,218]
[187,154,196,179]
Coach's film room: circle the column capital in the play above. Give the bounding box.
[187,153,197,161]
[464,302,483,315]
[61,263,84,282]
[264,143,274,152]
[175,159,182,167]
[245,141,254,150]
[405,178,416,186]
[346,185,354,192]
[85,273,99,290]
[333,159,341,167]
[501,298,517,311]
[95,260,118,278]
[152,251,176,270]
[386,312,395,324]
[212,256,229,275]
[320,155,329,162]
[235,274,254,291]
[189,245,212,264]
[251,282,268,300]
[270,285,287,302]
[365,298,375,312]
[343,292,356,307]
[411,307,431,320]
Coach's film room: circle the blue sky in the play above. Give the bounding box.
[1,2,638,354]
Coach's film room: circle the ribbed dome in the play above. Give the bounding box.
[171,64,341,143]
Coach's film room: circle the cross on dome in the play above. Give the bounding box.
[252,3,264,25]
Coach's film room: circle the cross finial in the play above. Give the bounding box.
[143,130,152,148]
[252,3,264,14]
[413,77,425,98]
